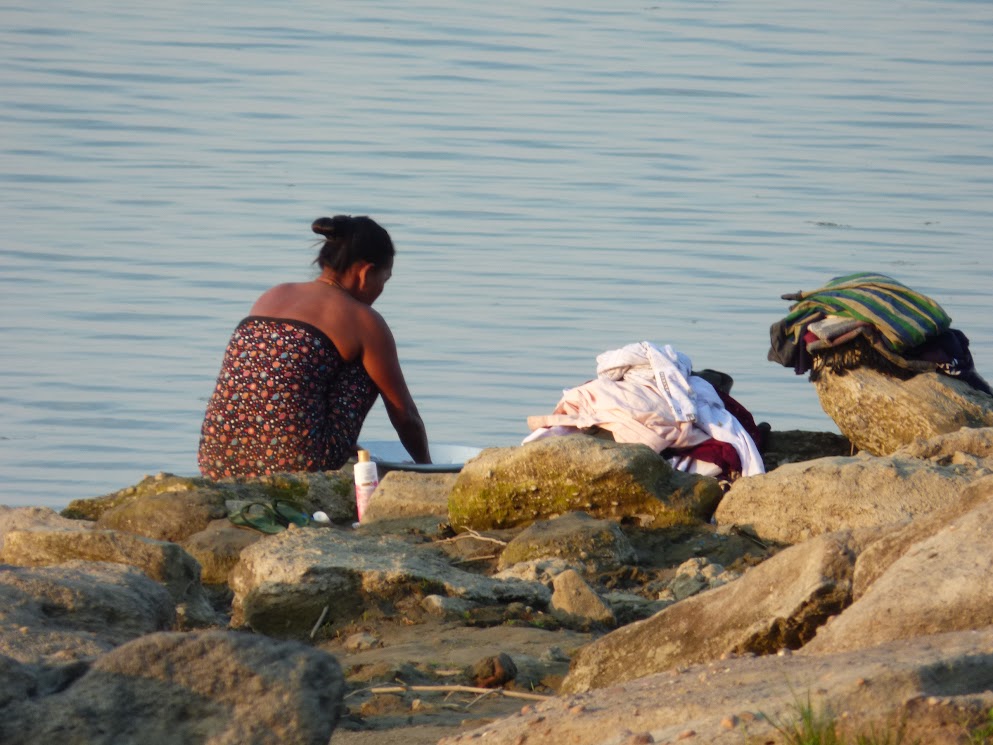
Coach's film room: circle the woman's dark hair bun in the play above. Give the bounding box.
[311,214,394,272]
[311,215,352,239]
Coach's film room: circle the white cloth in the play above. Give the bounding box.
[525,341,765,477]
[597,342,698,422]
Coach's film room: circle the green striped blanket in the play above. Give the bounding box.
[783,272,952,352]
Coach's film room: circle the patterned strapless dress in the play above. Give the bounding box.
[198,316,378,479]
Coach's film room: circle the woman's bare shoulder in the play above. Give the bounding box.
[353,299,392,334]
[261,281,309,297]
[250,281,311,312]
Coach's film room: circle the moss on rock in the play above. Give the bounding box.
[448,435,722,531]
[61,472,213,521]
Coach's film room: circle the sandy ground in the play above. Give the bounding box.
[322,614,590,743]
[317,523,774,745]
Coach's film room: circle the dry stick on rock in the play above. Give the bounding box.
[310,605,330,639]
[346,684,551,702]
[436,529,508,547]
[464,688,500,709]
[452,554,500,564]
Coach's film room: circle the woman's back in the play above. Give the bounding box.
[197,316,378,478]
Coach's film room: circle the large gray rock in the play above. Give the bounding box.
[0,655,36,709]
[714,451,979,546]
[814,367,993,456]
[803,478,993,654]
[549,569,616,630]
[61,472,222,522]
[496,511,637,577]
[448,436,723,531]
[0,630,345,745]
[897,424,993,462]
[0,506,91,551]
[64,470,356,532]
[560,530,863,693]
[180,517,264,586]
[851,473,993,598]
[0,526,219,628]
[360,470,458,523]
[95,488,228,543]
[440,626,993,745]
[0,562,175,665]
[230,528,550,638]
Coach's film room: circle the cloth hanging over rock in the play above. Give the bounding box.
[768,272,991,395]
[775,272,952,353]
[525,341,765,480]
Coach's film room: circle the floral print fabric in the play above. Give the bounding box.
[198,316,378,478]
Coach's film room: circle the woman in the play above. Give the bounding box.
[198,215,431,479]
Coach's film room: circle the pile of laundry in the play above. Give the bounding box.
[524,342,767,483]
[768,272,991,395]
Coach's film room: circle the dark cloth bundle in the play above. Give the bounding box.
[768,272,991,395]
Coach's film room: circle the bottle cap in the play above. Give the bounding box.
[357,449,370,463]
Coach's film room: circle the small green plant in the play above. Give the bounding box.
[764,692,843,745]
[760,692,915,745]
[969,707,993,744]
[851,721,914,745]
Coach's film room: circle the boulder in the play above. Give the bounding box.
[0,525,218,628]
[230,528,550,638]
[814,367,993,456]
[496,511,637,577]
[897,424,993,462]
[448,436,723,531]
[549,569,616,630]
[64,470,356,533]
[61,472,220,521]
[560,530,863,693]
[95,489,227,544]
[440,627,993,745]
[360,470,458,523]
[714,451,979,546]
[0,562,175,665]
[0,630,345,745]
[0,506,92,551]
[803,477,993,654]
[851,473,993,598]
[180,518,264,586]
[0,654,37,709]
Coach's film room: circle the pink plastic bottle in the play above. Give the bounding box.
[353,450,379,523]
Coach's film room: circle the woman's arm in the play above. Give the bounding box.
[358,309,431,464]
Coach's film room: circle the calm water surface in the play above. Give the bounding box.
[2,1,992,509]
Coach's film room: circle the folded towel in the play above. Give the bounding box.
[782,272,951,352]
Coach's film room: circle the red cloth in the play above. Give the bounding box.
[673,439,742,478]
[663,391,765,480]
[718,391,766,452]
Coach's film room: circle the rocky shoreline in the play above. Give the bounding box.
[3,413,993,743]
